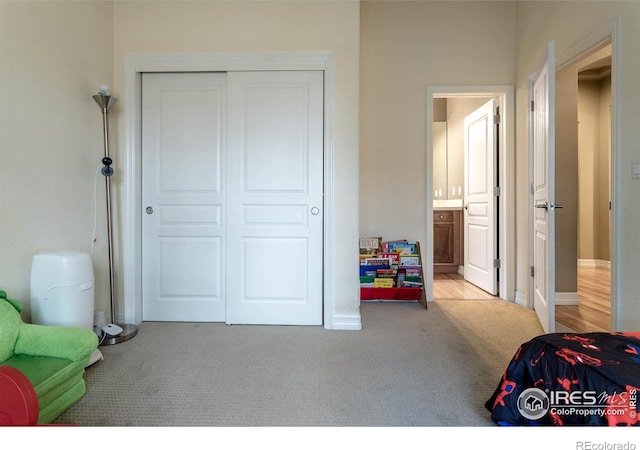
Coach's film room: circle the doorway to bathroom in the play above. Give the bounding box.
[426,86,515,304]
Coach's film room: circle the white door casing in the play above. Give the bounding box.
[554,20,620,331]
[425,87,514,306]
[530,41,556,333]
[123,52,350,330]
[225,71,324,325]
[463,99,498,295]
[141,72,227,322]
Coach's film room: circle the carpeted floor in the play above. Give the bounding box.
[54,300,543,427]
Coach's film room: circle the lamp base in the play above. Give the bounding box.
[99,323,138,346]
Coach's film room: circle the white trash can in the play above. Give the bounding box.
[30,251,95,331]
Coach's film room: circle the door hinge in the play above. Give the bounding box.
[530,100,535,112]
[493,113,501,125]
[494,259,501,269]
[530,266,535,277]
[530,183,535,195]
[494,186,501,197]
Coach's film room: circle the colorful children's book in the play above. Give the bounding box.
[403,265,422,278]
[391,243,416,255]
[400,254,420,266]
[396,267,406,287]
[359,254,375,265]
[360,265,389,277]
[365,257,392,266]
[377,252,400,265]
[376,268,397,278]
[359,237,382,255]
[382,240,408,253]
[373,278,394,288]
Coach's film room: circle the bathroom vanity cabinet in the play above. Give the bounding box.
[433,209,462,273]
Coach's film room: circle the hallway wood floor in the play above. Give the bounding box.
[433,267,611,333]
[433,273,497,300]
[556,266,611,332]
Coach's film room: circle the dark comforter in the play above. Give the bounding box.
[486,332,640,426]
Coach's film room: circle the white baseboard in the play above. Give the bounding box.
[578,259,611,269]
[330,313,362,331]
[514,291,528,308]
[555,292,578,306]
[513,291,578,307]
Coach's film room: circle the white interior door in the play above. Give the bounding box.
[142,72,227,322]
[225,71,324,325]
[530,41,556,333]
[463,99,498,295]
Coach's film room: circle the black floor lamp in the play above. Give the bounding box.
[93,84,138,345]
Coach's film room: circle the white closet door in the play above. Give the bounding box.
[141,72,226,322]
[225,71,324,325]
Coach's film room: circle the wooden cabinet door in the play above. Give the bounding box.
[434,223,454,264]
[434,210,461,271]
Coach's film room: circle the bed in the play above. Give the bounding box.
[485,331,640,426]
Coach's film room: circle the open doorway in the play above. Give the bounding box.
[432,96,496,300]
[555,43,612,332]
[426,87,515,304]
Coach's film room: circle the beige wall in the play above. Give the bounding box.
[0,1,114,316]
[578,81,598,260]
[597,75,612,261]
[112,1,361,320]
[578,76,611,262]
[555,63,578,293]
[360,0,516,252]
[515,1,640,330]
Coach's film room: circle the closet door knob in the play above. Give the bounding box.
[146,206,154,215]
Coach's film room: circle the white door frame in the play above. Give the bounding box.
[425,86,515,303]
[528,18,621,331]
[121,52,336,328]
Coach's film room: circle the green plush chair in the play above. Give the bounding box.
[0,290,98,424]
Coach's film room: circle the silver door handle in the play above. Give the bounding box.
[146,206,154,215]
[310,207,320,216]
[535,202,548,211]
[535,202,564,211]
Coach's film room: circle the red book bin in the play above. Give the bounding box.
[360,287,422,301]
